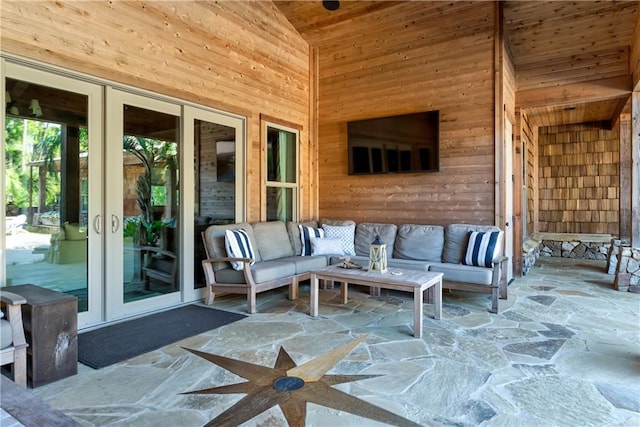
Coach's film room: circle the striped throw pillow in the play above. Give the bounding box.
[463,230,502,268]
[299,225,324,256]
[224,229,255,270]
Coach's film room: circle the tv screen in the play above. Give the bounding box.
[347,111,439,175]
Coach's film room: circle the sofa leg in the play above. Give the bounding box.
[490,288,498,314]
[247,290,257,314]
[205,286,215,305]
[289,278,299,300]
[13,346,27,388]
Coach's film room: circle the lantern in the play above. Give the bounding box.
[368,235,387,273]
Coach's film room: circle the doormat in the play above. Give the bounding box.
[78,305,246,369]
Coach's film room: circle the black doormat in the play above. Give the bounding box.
[78,305,246,369]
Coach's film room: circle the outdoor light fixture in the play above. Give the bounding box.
[323,1,340,11]
[368,235,387,273]
[29,98,42,118]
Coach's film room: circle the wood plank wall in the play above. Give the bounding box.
[502,28,519,273]
[0,1,312,222]
[632,7,640,90]
[538,123,620,234]
[521,112,537,236]
[315,2,497,225]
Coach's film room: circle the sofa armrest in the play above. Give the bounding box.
[0,291,27,306]
[492,255,508,264]
[201,257,255,286]
[492,256,509,300]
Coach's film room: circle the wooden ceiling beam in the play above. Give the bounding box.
[516,75,632,109]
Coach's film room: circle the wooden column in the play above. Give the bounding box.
[60,125,81,224]
[619,113,631,241]
[631,91,640,247]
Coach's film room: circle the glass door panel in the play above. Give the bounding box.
[122,105,179,303]
[105,89,181,319]
[3,63,103,327]
[183,106,245,299]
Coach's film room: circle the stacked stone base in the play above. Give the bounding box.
[607,239,640,291]
[539,240,610,260]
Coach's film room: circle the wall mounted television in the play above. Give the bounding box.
[347,110,439,175]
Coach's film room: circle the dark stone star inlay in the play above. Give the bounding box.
[182,335,424,427]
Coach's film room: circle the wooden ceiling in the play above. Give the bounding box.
[274,0,639,128]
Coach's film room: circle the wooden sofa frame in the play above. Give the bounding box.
[201,231,306,314]
[0,291,28,388]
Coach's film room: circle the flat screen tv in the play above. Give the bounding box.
[347,110,439,175]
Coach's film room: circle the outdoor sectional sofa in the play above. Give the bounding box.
[201,219,508,314]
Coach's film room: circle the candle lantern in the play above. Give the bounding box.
[368,235,387,273]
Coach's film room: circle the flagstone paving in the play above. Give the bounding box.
[29,258,639,426]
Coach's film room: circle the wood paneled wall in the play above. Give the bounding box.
[316,2,497,225]
[538,123,620,234]
[521,112,537,236]
[632,7,640,90]
[0,0,312,222]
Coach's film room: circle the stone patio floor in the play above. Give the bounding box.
[24,257,640,426]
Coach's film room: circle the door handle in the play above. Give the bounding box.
[93,215,102,234]
[111,215,120,233]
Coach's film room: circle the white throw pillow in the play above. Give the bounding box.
[463,230,503,268]
[299,225,324,256]
[311,237,344,256]
[224,229,255,270]
[322,224,356,256]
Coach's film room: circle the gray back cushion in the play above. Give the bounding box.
[202,222,260,271]
[394,224,444,262]
[319,218,356,227]
[287,220,319,255]
[443,223,501,264]
[252,221,294,261]
[354,223,397,258]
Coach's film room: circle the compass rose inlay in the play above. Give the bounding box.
[182,334,424,427]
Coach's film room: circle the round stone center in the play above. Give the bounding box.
[273,376,305,392]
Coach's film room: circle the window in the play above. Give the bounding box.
[264,122,299,222]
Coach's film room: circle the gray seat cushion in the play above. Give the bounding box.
[442,224,501,264]
[428,262,494,286]
[394,224,444,262]
[214,261,296,284]
[354,223,397,258]
[252,221,294,261]
[387,258,430,272]
[278,255,328,274]
[0,319,13,349]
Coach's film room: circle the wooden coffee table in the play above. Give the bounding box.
[310,266,443,338]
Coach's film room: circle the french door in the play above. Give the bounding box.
[3,59,247,328]
[105,89,182,320]
[2,62,104,327]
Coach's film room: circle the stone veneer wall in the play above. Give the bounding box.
[522,233,613,276]
[608,240,640,291]
[539,240,610,260]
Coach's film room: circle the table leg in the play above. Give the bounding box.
[413,286,423,338]
[310,273,319,317]
[434,278,442,320]
[340,281,348,304]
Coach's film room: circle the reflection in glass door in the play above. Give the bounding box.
[106,89,181,319]
[3,63,103,327]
